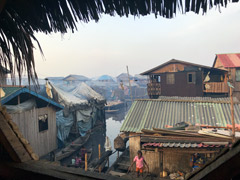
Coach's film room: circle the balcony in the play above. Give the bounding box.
[203,82,228,93]
[147,83,161,96]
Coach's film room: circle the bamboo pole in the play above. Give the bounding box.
[126,66,133,102]
[98,144,101,173]
[230,87,236,143]
[85,153,87,171]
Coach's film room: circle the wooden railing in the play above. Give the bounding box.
[147,83,161,96]
[203,82,228,93]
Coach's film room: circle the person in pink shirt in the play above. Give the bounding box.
[129,150,149,177]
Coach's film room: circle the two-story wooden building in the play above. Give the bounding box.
[213,53,240,100]
[141,59,228,99]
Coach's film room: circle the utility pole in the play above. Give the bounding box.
[228,69,235,143]
[230,85,235,143]
[126,66,133,103]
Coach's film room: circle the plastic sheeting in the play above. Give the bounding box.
[56,110,74,142]
[76,106,100,136]
[105,136,112,151]
[5,99,36,114]
[71,82,105,103]
[51,82,106,141]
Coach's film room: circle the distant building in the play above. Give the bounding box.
[0,66,10,85]
[46,77,64,84]
[134,74,148,87]
[116,73,133,83]
[63,74,89,84]
[0,86,63,157]
[98,75,114,82]
[213,53,240,100]
[141,59,228,99]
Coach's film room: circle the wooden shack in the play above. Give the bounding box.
[120,97,240,175]
[213,53,240,101]
[0,86,63,157]
[141,59,228,99]
[129,131,231,175]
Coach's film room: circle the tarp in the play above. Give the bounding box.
[56,110,74,142]
[71,82,105,103]
[51,82,105,141]
[5,99,36,114]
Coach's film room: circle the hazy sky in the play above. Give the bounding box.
[33,3,240,78]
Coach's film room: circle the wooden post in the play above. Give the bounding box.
[230,87,236,143]
[98,144,101,173]
[85,153,88,171]
[18,95,20,105]
[126,66,133,102]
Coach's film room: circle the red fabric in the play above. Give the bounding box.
[136,167,143,173]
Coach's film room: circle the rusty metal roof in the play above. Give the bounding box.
[120,98,240,133]
[216,54,240,68]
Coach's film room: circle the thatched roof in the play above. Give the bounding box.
[0,0,239,84]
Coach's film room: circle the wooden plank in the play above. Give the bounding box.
[0,111,31,162]
[10,107,57,157]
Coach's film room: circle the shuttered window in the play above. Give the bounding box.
[236,69,240,82]
[187,72,196,84]
[166,73,175,84]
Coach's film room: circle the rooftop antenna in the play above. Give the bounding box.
[126,66,133,103]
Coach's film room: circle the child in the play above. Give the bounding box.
[129,150,149,177]
[75,155,81,167]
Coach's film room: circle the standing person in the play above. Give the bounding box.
[129,150,149,177]
[81,146,87,161]
[75,155,81,167]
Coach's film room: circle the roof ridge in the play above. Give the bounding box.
[140,59,217,75]
[135,98,238,104]
[216,53,240,55]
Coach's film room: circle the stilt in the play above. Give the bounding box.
[85,153,87,171]
[98,144,101,173]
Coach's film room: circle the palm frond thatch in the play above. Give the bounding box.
[0,0,238,85]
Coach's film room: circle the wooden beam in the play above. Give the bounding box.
[0,111,31,162]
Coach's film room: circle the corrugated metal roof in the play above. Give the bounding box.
[120,99,240,132]
[158,96,239,103]
[0,86,63,110]
[1,86,23,99]
[216,54,240,68]
[142,142,230,148]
